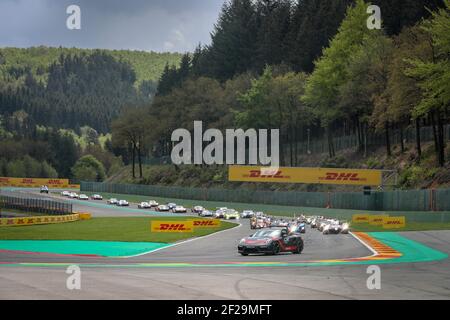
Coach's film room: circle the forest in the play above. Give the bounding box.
[0,47,181,180]
[113,0,450,182]
[1,0,449,188]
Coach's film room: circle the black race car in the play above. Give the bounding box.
[238,228,304,256]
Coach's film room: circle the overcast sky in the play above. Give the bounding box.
[0,0,226,53]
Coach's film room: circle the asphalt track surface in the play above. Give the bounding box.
[1,189,450,299]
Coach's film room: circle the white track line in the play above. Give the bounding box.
[349,231,378,257]
[118,222,242,258]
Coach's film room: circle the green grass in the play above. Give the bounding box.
[0,217,236,243]
[351,222,450,232]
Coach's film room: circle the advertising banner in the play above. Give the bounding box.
[352,214,370,223]
[0,214,80,227]
[369,215,389,226]
[382,216,406,229]
[151,221,194,233]
[0,177,70,188]
[192,219,221,228]
[228,166,383,186]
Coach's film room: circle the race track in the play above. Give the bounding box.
[1,189,449,299]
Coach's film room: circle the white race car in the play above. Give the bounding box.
[323,222,350,235]
[61,191,70,197]
[108,198,118,205]
[199,210,214,217]
[138,202,151,209]
[193,206,205,214]
[148,200,159,207]
[156,205,170,212]
[214,209,225,219]
[91,194,103,200]
[117,200,129,207]
[79,194,89,200]
[241,210,254,219]
[173,205,187,213]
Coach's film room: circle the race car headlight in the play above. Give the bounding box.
[239,239,246,244]
[324,225,330,230]
[342,223,349,230]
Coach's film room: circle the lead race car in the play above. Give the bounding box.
[238,228,304,256]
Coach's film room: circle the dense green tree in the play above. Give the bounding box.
[286,0,353,73]
[303,0,373,157]
[112,107,151,178]
[71,155,106,182]
[373,0,444,35]
[254,0,291,70]
[209,0,258,80]
[405,0,450,166]
[237,67,312,165]
[384,26,434,157]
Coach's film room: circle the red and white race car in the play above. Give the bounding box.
[238,228,304,256]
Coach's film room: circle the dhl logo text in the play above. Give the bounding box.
[193,221,216,226]
[386,221,402,225]
[157,224,190,231]
[246,170,290,179]
[319,172,367,182]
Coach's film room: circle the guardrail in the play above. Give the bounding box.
[0,193,72,216]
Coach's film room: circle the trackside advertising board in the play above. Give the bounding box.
[369,215,389,226]
[352,214,371,223]
[0,177,72,188]
[192,219,221,228]
[228,166,383,186]
[0,214,80,227]
[151,221,194,233]
[382,216,406,229]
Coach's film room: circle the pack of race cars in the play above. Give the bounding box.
[238,214,351,256]
[307,216,350,234]
[58,189,350,257]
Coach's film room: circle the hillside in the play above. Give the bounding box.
[106,141,450,192]
[0,47,182,134]
[0,46,182,86]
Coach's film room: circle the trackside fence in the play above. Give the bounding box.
[81,182,450,212]
[0,194,72,215]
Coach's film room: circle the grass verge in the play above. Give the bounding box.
[0,217,236,243]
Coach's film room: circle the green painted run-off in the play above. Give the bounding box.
[0,240,169,257]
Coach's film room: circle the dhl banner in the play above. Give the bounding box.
[151,221,194,233]
[78,213,92,220]
[382,216,406,229]
[228,166,383,186]
[369,215,389,226]
[0,177,78,189]
[352,214,370,223]
[192,219,221,228]
[0,213,80,227]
